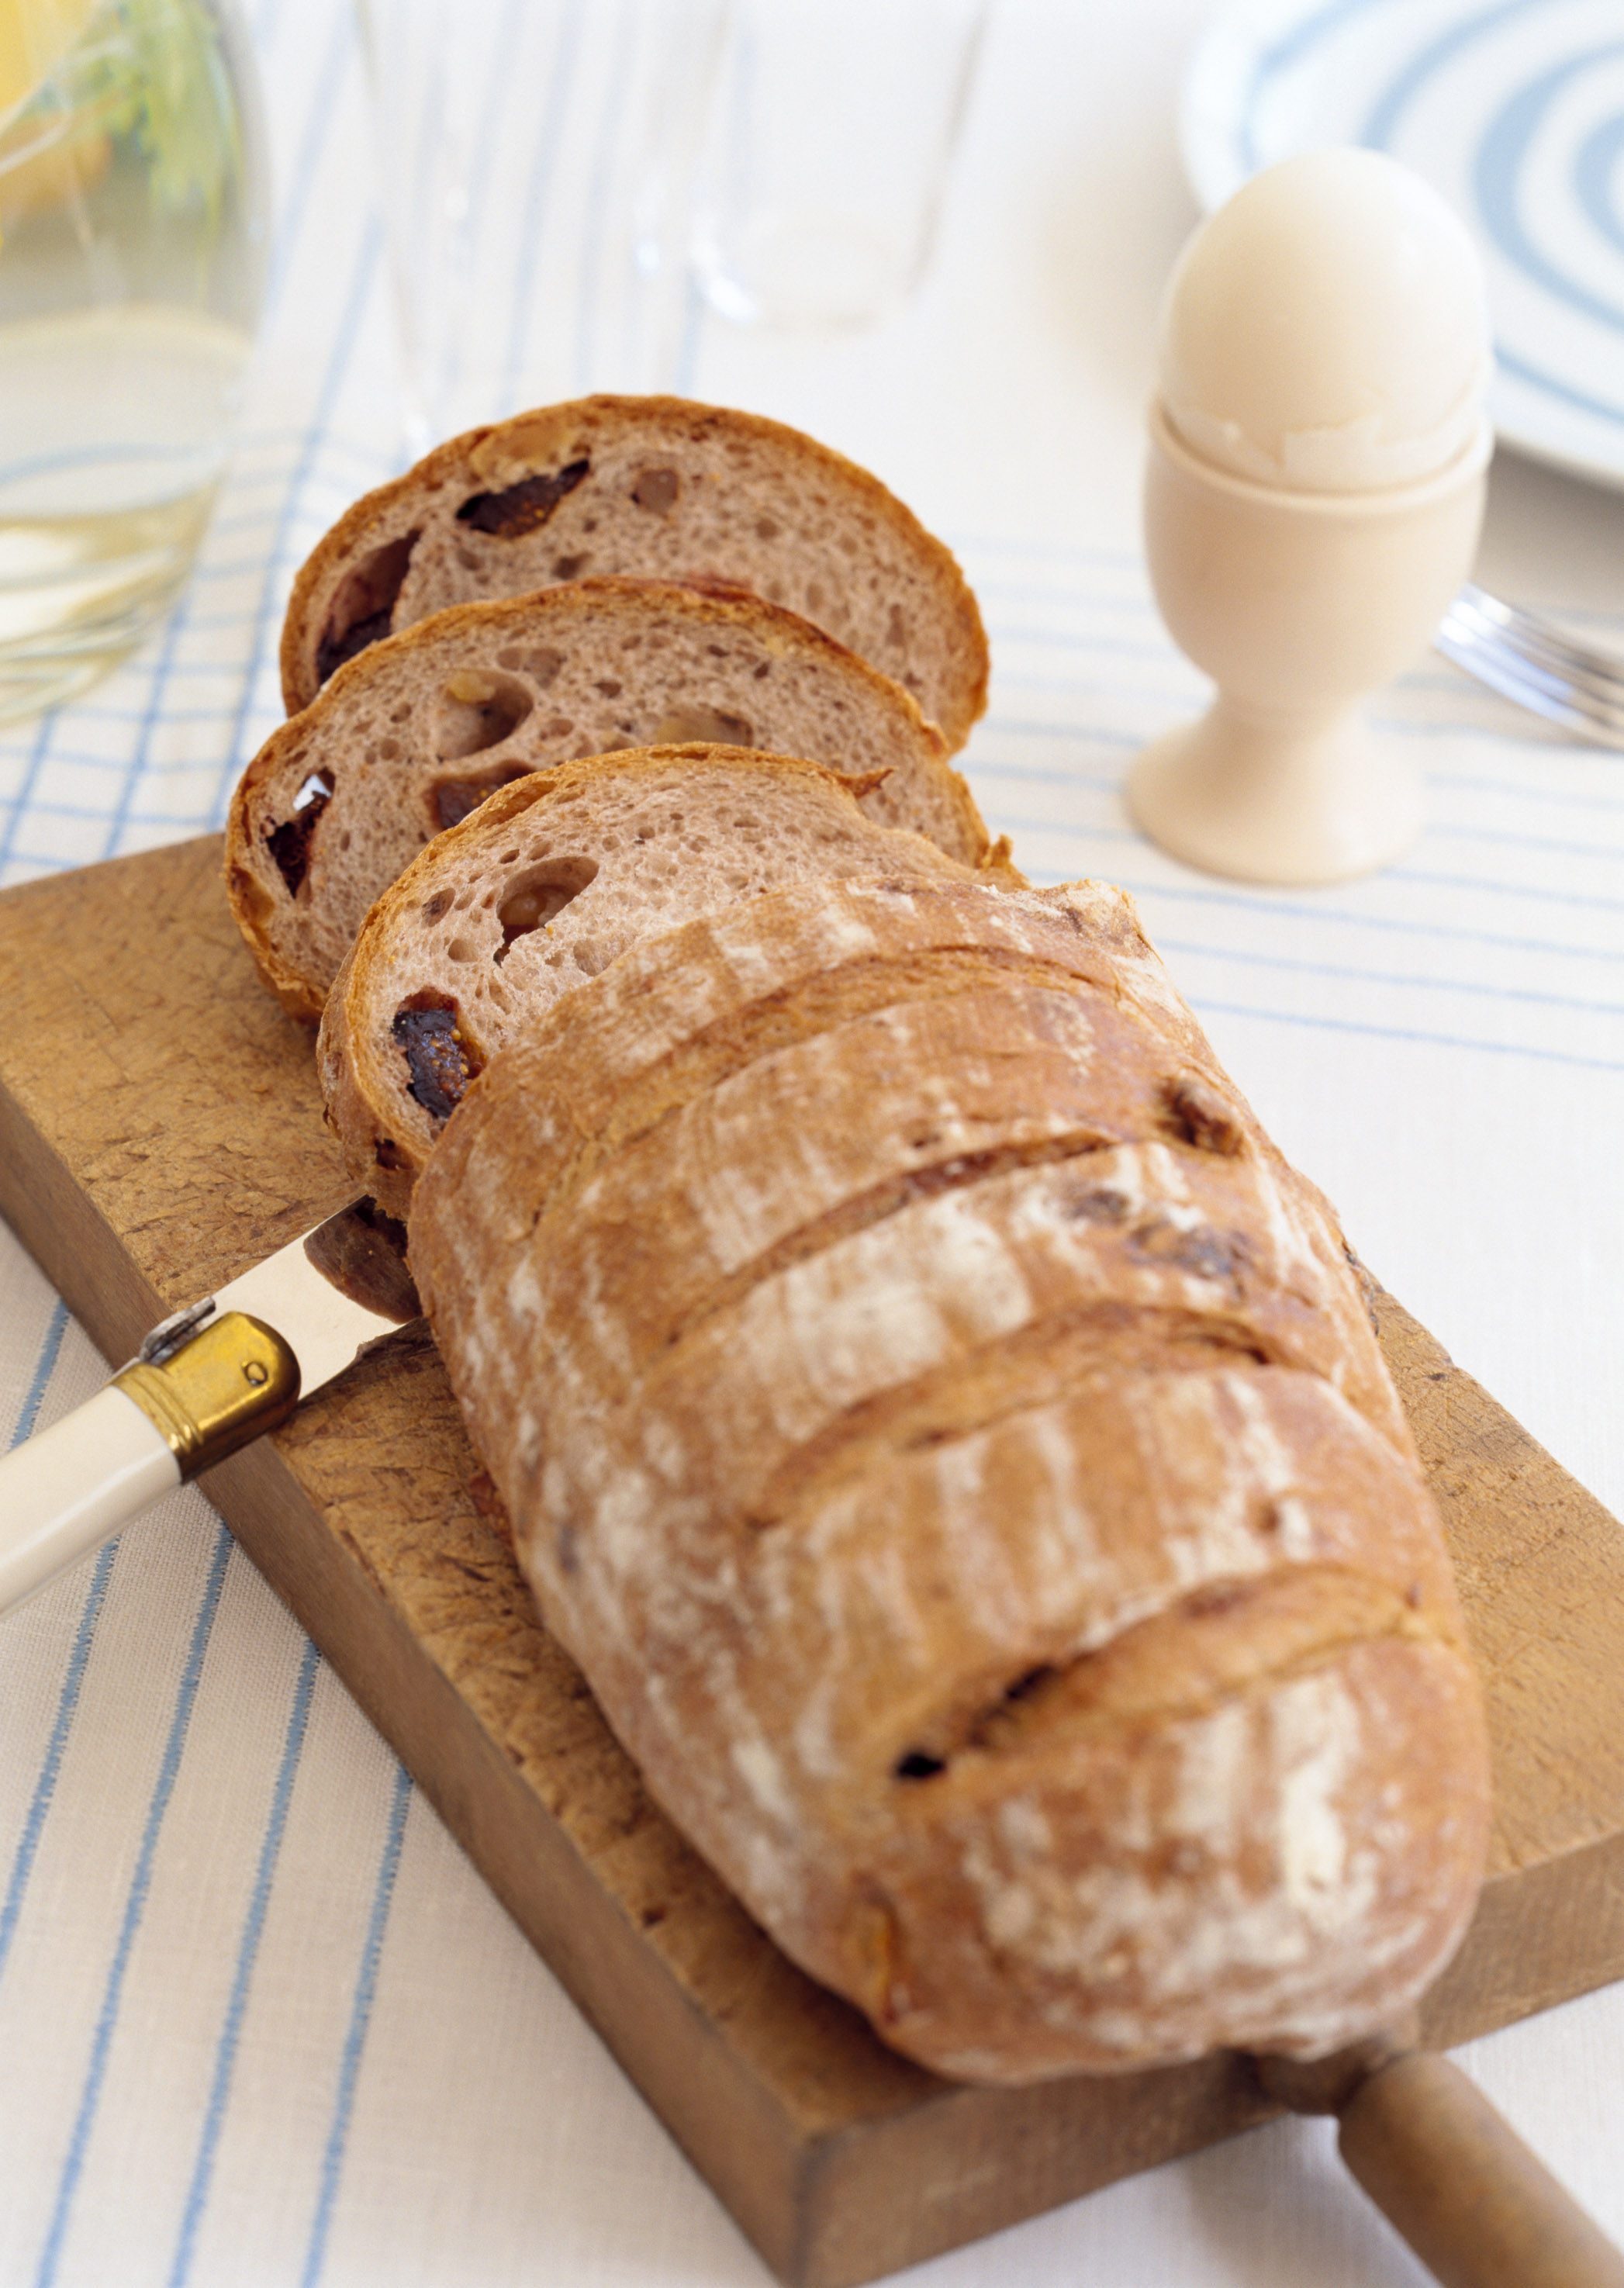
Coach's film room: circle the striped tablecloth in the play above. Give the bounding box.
[2,2,1622,2283]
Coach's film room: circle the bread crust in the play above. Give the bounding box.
[318,745,983,1215]
[407,877,1490,2082]
[278,395,990,746]
[230,578,997,1024]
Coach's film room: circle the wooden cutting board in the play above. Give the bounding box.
[2,834,1622,2288]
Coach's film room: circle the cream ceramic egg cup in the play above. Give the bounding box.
[1128,401,1491,887]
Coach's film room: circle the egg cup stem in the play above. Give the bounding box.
[1128,696,1424,887]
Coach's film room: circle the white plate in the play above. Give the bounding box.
[1182,0,1624,493]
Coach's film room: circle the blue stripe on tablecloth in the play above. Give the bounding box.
[503,0,588,408]
[33,1526,237,2288]
[0,711,58,879]
[261,4,360,327]
[209,217,385,827]
[1040,871,1624,970]
[573,0,640,392]
[992,810,1624,918]
[7,1301,68,1451]
[299,1762,414,2288]
[1151,937,1624,1019]
[98,584,198,862]
[1187,997,1624,1073]
[166,1638,323,2288]
[0,1302,91,1992]
[0,1541,119,1990]
[1431,771,1624,814]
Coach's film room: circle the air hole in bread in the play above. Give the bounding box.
[430,769,533,833]
[456,458,590,537]
[651,701,755,746]
[391,990,482,1121]
[893,1751,945,1782]
[264,768,335,895]
[631,465,679,513]
[431,669,533,761]
[495,646,565,684]
[553,554,588,579]
[316,531,420,684]
[493,855,599,961]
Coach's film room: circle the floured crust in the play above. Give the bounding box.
[230,578,997,1024]
[407,876,1491,2083]
[318,746,981,1215]
[278,395,990,747]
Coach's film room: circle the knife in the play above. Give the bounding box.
[0,1198,420,1616]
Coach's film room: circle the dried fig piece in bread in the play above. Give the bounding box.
[317,745,980,1214]
[230,578,1000,1023]
[278,394,989,747]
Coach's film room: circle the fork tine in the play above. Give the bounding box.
[1436,586,1624,750]
[1454,586,1624,703]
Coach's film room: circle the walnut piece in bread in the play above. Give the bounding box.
[318,745,990,1215]
[407,876,1491,2084]
[278,395,990,746]
[229,578,997,1023]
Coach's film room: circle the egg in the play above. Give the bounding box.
[1157,147,1491,494]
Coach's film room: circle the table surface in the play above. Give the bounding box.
[2,3,1622,2285]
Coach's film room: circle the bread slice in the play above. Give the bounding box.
[406,875,1488,2082]
[318,744,986,1213]
[278,395,989,745]
[229,577,999,1023]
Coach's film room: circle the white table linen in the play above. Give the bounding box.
[2,2,1622,2282]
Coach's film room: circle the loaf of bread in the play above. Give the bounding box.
[319,746,990,1215]
[229,577,995,1022]
[407,875,1490,2083]
[279,395,990,745]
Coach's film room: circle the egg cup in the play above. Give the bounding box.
[1128,400,1491,887]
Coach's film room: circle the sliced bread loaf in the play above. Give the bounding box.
[278,395,990,745]
[318,744,985,1214]
[230,577,999,1023]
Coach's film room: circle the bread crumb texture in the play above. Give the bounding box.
[231,577,996,1023]
[408,874,1491,2083]
[316,745,981,1214]
[278,395,989,743]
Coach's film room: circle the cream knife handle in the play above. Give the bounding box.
[0,1310,299,1619]
[0,1386,178,1610]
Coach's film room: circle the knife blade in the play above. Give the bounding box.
[0,1198,421,1616]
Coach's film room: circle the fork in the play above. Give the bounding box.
[1436,582,1624,750]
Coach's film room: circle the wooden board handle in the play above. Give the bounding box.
[1259,2042,1624,2288]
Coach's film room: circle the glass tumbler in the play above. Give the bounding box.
[0,0,268,723]
[689,0,990,332]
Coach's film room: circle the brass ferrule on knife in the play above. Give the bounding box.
[112,1312,301,1479]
